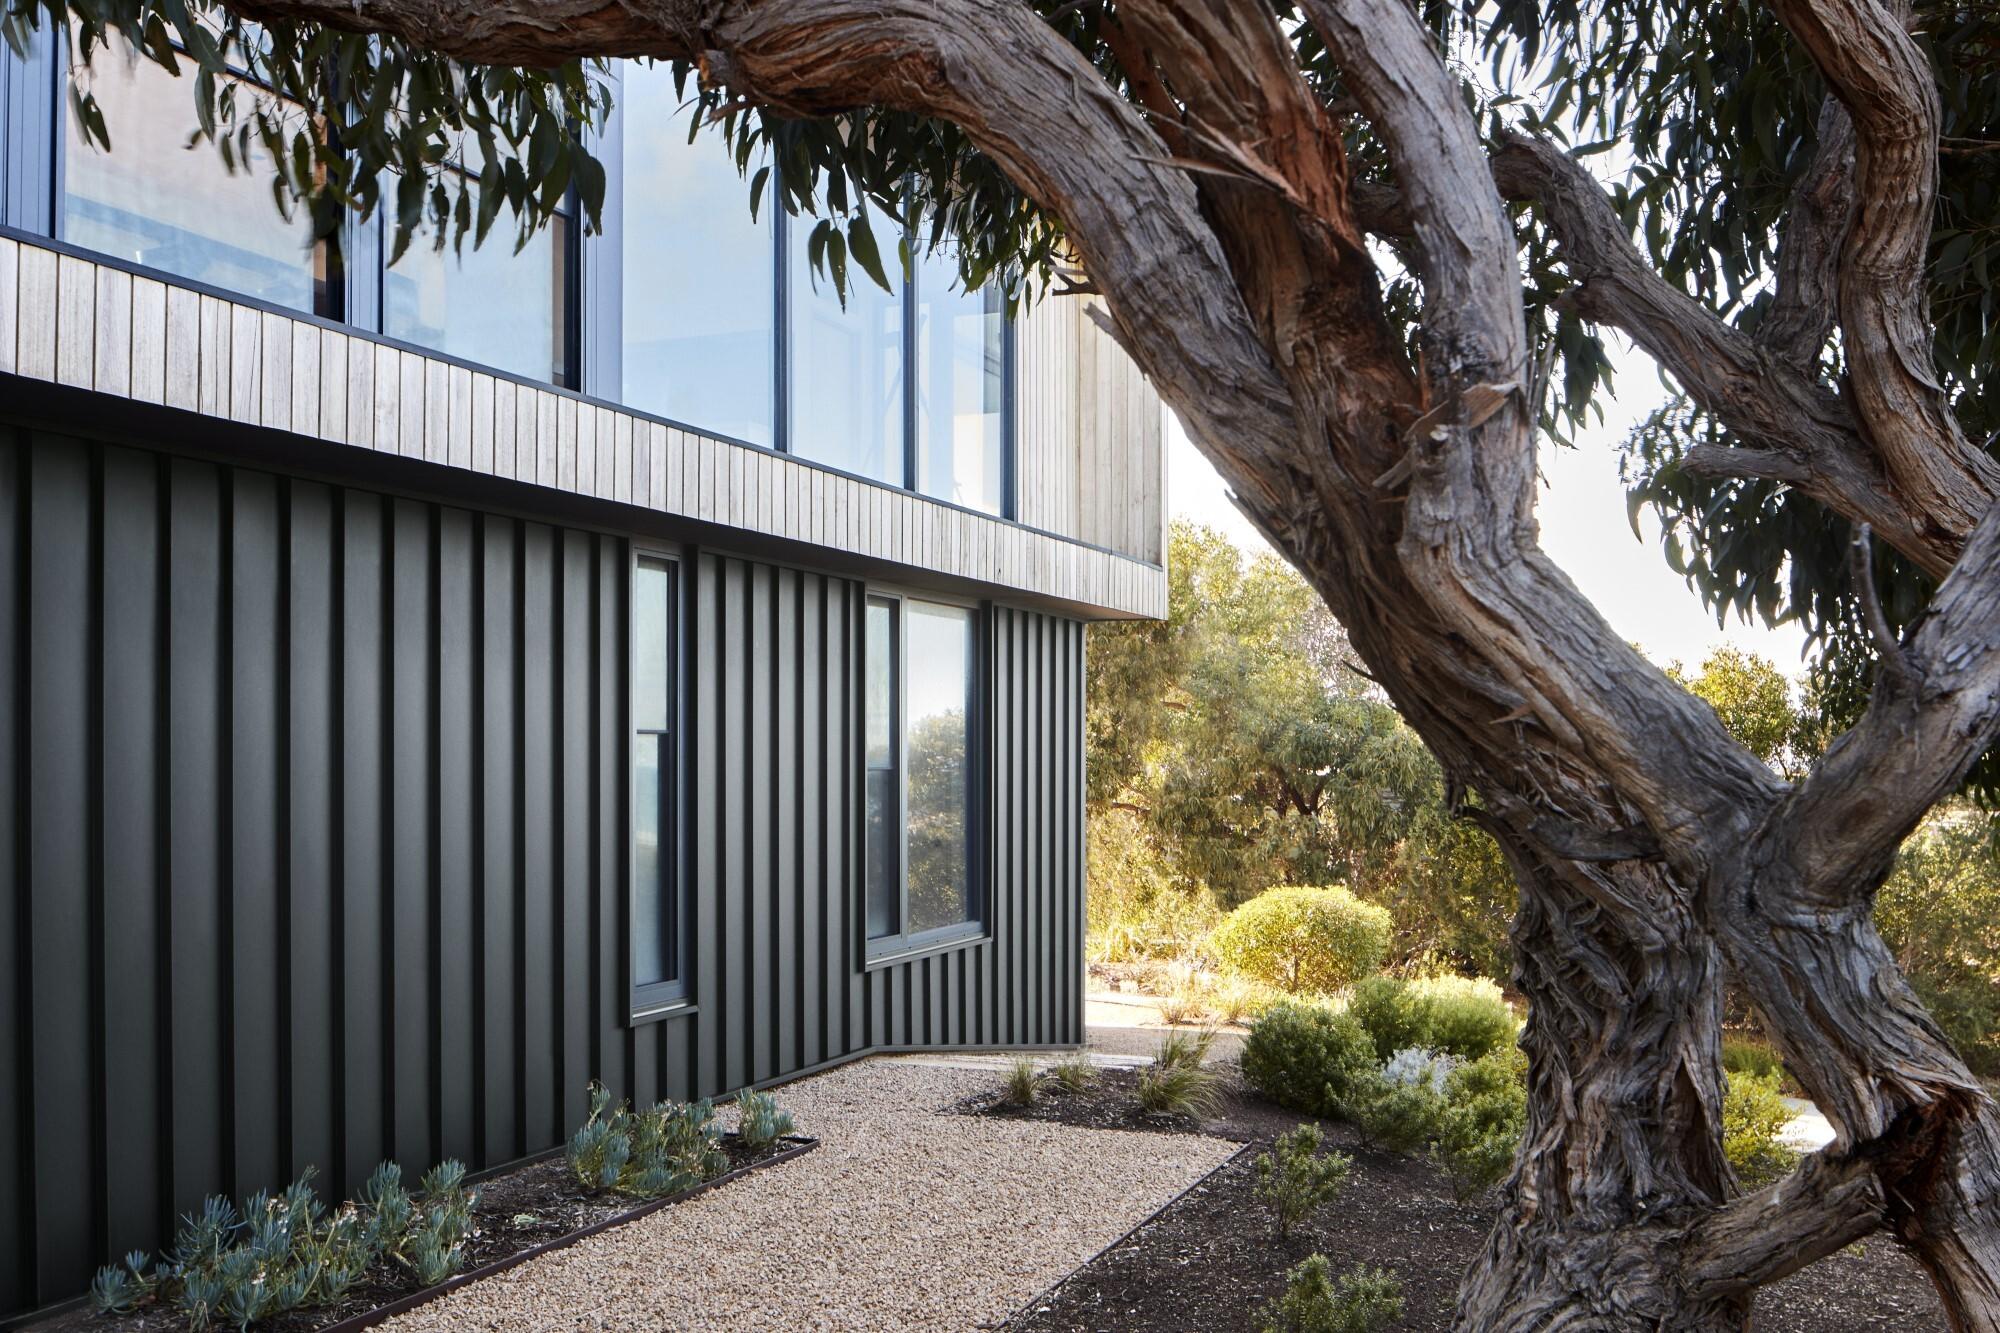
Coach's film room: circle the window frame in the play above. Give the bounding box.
[860,585,990,968]
[628,545,691,1019]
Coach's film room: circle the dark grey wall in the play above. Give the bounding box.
[0,420,1086,1322]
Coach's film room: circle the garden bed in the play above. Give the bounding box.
[22,1134,816,1333]
[1003,1111,1944,1332]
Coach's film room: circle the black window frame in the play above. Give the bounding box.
[861,586,989,967]
[629,546,690,1017]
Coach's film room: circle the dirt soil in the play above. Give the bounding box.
[999,1072,1947,1332]
[23,1138,798,1333]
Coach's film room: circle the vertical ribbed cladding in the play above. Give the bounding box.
[0,421,1089,1323]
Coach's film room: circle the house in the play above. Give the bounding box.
[0,42,1164,1321]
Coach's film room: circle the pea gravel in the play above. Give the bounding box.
[377,1057,1237,1332]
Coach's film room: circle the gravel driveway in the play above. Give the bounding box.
[378,1057,1236,1332]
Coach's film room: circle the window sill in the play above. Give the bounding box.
[863,928,989,971]
[630,998,697,1027]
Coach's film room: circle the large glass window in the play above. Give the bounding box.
[789,231,906,486]
[914,246,1006,515]
[620,69,776,447]
[865,594,979,954]
[59,54,325,313]
[383,188,570,385]
[632,554,682,1006]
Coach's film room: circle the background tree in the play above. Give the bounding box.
[19,0,2000,1326]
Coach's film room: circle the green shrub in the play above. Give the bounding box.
[1211,886,1393,995]
[1260,1256,1404,1333]
[1137,1061,1224,1120]
[1253,1124,1351,1239]
[1722,1035,1786,1084]
[1347,975,1515,1062]
[1048,1053,1099,1093]
[566,1082,729,1199]
[1003,1057,1040,1107]
[1241,1002,1378,1117]
[1346,1069,1442,1154]
[1155,1026,1218,1072]
[1723,1070,1801,1188]
[733,1089,797,1152]
[1432,1048,1528,1199]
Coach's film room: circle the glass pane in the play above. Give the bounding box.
[634,558,673,732]
[61,58,319,312]
[915,248,1005,515]
[905,602,972,935]
[789,230,904,484]
[865,598,895,770]
[865,768,899,940]
[383,201,566,384]
[621,68,776,446]
[633,734,673,987]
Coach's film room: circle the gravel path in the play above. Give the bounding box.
[378,1058,1236,1332]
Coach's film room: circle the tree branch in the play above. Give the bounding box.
[1493,130,1958,581]
[1758,96,1856,367]
[1762,0,2000,547]
[1684,1150,1885,1299]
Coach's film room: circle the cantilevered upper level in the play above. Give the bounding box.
[0,41,1164,619]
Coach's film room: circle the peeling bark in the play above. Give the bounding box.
[207,0,2000,1326]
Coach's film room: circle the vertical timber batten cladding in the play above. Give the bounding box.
[0,425,1089,1316]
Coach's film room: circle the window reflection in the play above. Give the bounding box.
[865,598,899,939]
[915,247,1005,515]
[904,602,973,936]
[60,55,322,312]
[789,233,905,485]
[383,199,568,385]
[621,67,776,446]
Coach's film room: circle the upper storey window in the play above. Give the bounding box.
[914,244,1006,516]
[788,228,906,487]
[619,75,777,449]
[59,54,327,314]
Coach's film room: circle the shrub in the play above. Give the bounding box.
[1241,1002,1377,1117]
[1260,1256,1404,1333]
[1431,1048,1528,1199]
[1047,1053,1099,1093]
[566,1082,729,1199]
[1723,1070,1801,1188]
[1156,968,1215,1026]
[1210,886,1393,995]
[734,1089,797,1152]
[1138,1030,1222,1120]
[1253,1124,1351,1239]
[1347,975,1516,1062]
[1346,1070,1441,1154]
[1212,975,1276,1026]
[1722,1034,1787,1084]
[1003,1057,1040,1107]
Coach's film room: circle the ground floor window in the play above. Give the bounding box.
[632,552,683,1010]
[865,593,982,957]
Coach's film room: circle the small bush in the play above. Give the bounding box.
[1047,1053,1099,1093]
[1722,1035,1786,1084]
[1156,969,1214,1026]
[1210,886,1393,995]
[1346,1070,1441,1154]
[1139,1030,1222,1120]
[734,1089,797,1152]
[1431,1048,1528,1199]
[1241,1002,1378,1117]
[1002,1057,1040,1107]
[1724,1070,1801,1188]
[1347,975,1515,1062]
[566,1082,729,1198]
[1212,976,1275,1026]
[1260,1256,1404,1333]
[1254,1124,1351,1239]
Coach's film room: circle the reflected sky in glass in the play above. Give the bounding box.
[790,229,904,485]
[914,247,1005,515]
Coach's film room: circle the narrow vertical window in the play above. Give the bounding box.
[865,594,981,956]
[632,554,681,1005]
[790,237,906,486]
[914,246,1007,516]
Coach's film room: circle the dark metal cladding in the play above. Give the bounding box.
[0,422,1086,1321]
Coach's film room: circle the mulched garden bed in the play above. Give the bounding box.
[21,1134,816,1333]
[1003,1096,1945,1332]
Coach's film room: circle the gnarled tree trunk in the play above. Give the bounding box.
[215,0,2000,1326]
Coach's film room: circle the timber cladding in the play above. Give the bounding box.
[0,422,1086,1321]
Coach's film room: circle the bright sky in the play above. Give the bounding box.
[1165,336,1812,676]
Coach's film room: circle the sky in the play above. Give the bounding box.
[1166,336,1813,676]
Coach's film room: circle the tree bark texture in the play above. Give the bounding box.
[217,0,2000,1326]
